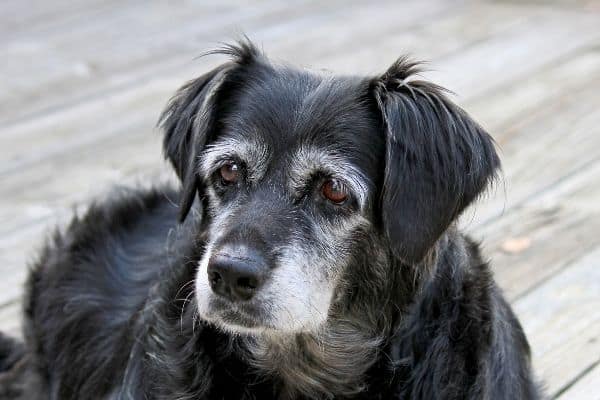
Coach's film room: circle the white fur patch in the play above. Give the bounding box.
[195,205,370,335]
[289,145,370,210]
[194,138,372,335]
[200,136,270,183]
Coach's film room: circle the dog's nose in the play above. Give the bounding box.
[207,248,267,302]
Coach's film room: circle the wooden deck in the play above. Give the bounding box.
[1,1,599,397]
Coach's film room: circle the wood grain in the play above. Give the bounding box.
[515,246,600,396]
[556,363,600,400]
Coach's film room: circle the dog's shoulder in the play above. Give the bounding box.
[380,232,540,399]
[29,184,181,271]
[21,184,193,399]
[25,185,184,314]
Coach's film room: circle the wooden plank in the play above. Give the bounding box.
[532,0,600,8]
[1,249,44,308]
[0,0,131,37]
[0,301,22,339]
[463,49,600,228]
[515,246,600,397]
[1,0,519,175]
[474,159,600,299]
[0,77,175,175]
[0,0,458,175]
[0,2,450,166]
[0,0,450,127]
[0,0,305,124]
[265,0,526,67]
[556,363,600,400]
[3,44,599,244]
[465,49,600,142]
[4,4,599,180]
[464,63,600,300]
[422,7,600,101]
[0,2,551,225]
[6,1,597,130]
[0,141,171,243]
[4,2,599,178]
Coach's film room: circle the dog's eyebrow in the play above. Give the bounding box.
[289,145,370,210]
[200,136,270,181]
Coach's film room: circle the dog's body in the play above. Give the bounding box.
[0,42,540,399]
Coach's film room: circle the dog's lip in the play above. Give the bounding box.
[218,309,261,329]
[207,296,268,329]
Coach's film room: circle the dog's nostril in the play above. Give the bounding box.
[209,271,222,287]
[236,277,257,290]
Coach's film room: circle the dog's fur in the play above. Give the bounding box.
[0,41,541,399]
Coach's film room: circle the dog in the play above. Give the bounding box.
[0,40,541,399]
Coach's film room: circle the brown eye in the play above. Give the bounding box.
[219,162,241,184]
[321,179,348,204]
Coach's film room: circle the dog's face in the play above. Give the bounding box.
[160,43,500,335]
[195,71,383,333]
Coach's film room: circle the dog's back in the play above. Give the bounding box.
[14,187,184,398]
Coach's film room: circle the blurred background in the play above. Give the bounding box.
[1,1,599,397]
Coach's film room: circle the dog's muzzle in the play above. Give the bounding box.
[207,245,268,302]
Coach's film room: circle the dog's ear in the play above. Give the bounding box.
[159,65,231,222]
[159,41,260,222]
[371,57,500,263]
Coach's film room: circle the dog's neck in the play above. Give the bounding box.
[242,247,431,399]
[244,318,383,399]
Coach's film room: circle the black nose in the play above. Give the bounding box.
[207,247,267,302]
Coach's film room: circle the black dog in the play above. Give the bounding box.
[0,41,541,399]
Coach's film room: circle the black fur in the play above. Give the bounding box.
[373,58,500,263]
[0,41,540,399]
[0,334,24,374]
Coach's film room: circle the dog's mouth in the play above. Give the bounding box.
[218,309,261,329]
[204,297,272,332]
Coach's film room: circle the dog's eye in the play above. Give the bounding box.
[219,162,241,185]
[321,179,348,204]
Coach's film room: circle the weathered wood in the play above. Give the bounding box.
[514,246,600,396]
[0,300,21,338]
[3,8,600,233]
[468,79,600,296]
[465,48,600,135]
[0,0,130,37]
[463,47,600,227]
[477,156,600,294]
[424,8,600,99]
[556,363,600,400]
[0,0,450,127]
[470,159,600,396]
[0,0,299,124]
[0,0,460,164]
[3,3,599,179]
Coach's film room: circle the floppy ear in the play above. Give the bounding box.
[159,40,262,222]
[372,57,500,263]
[159,64,232,222]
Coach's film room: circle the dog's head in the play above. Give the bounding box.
[160,41,500,334]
